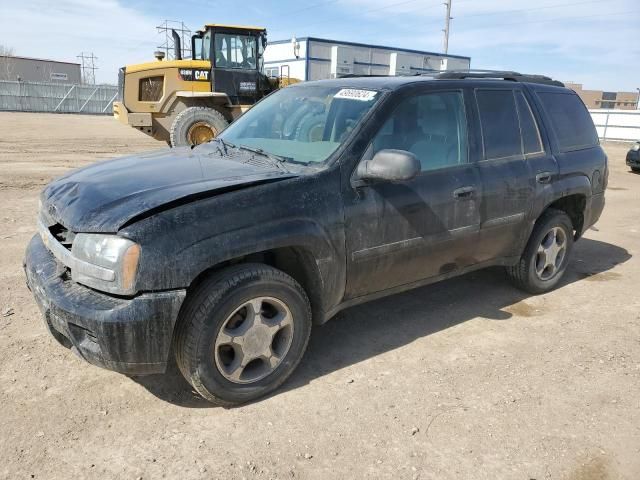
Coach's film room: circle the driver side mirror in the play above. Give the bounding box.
[355,149,421,184]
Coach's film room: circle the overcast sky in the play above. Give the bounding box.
[0,0,638,91]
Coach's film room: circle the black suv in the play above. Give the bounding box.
[25,71,607,405]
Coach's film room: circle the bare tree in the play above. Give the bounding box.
[0,45,16,81]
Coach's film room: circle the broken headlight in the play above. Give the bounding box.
[71,234,141,295]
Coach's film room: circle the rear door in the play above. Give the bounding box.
[516,88,560,235]
[343,87,481,298]
[472,88,538,262]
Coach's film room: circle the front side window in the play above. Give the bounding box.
[219,85,380,165]
[476,89,522,160]
[370,91,468,172]
[214,33,257,69]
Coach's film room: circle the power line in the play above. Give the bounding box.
[287,0,448,31]
[393,0,617,19]
[334,3,635,44]
[291,0,624,37]
[454,0,617,19]
[454,9,638,31]
[287,0,341,15]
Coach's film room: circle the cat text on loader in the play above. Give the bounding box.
[113,24,295,147]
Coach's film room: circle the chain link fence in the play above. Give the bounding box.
[0,80,117,114]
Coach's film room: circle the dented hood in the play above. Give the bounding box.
[41,146,297,232]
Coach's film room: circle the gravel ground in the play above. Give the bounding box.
[0,112,639,480]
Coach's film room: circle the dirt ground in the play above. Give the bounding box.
[0,112,639,480]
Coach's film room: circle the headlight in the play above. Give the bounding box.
[633,143,640,152]
[71,234,141,295]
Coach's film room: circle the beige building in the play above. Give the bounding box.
[565,82,639,110]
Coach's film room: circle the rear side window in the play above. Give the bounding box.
[476,90,522,159]
[537,92,598,151]
[515,91,543,154]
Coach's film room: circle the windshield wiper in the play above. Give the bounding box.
[232,143,293,167]
[210,138,296,169]
[210,137,232,156]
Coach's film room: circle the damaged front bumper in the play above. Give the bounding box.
[24,234,186,375]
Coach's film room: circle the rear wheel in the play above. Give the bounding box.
[506,209,574,294]
[631,167,640,173]
[174,264,312,406]
[169,107,229,147]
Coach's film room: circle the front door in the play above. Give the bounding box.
[343,89,481,299]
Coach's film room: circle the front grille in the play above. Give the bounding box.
[49,223,75,251]
[138,76,164,102]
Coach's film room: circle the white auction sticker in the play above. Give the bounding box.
[334,89,377,101]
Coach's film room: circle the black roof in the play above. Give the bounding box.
[296,70,567,92]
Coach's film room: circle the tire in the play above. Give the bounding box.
[631,167,640,174]
[169,107,229,147]
[506,208,574,294]
[174,264,312,406]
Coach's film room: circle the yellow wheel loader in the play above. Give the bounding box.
[113,24,296,147]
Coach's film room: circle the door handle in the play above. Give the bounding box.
[536,172,552,184]
[452,186,475,199]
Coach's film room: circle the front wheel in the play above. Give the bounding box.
[174,264,312,406]
[506,209,574,294]
[169,107,229,147]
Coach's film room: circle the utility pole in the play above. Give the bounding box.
[443,0,452,54]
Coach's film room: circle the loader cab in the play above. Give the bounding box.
[192,24,273,105]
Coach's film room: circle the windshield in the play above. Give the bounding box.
[218,85,381,164]
[214,33,257,69]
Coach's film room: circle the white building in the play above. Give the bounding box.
[263,37,471,81]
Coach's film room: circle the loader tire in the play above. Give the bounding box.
[170,107,228,147]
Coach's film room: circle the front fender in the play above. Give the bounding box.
[125,170,346,314]
[175,218,344,316]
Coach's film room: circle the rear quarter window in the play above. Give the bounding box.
[515,91,543,155]
[536,92,599,152]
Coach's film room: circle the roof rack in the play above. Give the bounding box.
[337,74,391,78]
[427,69,565,87]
